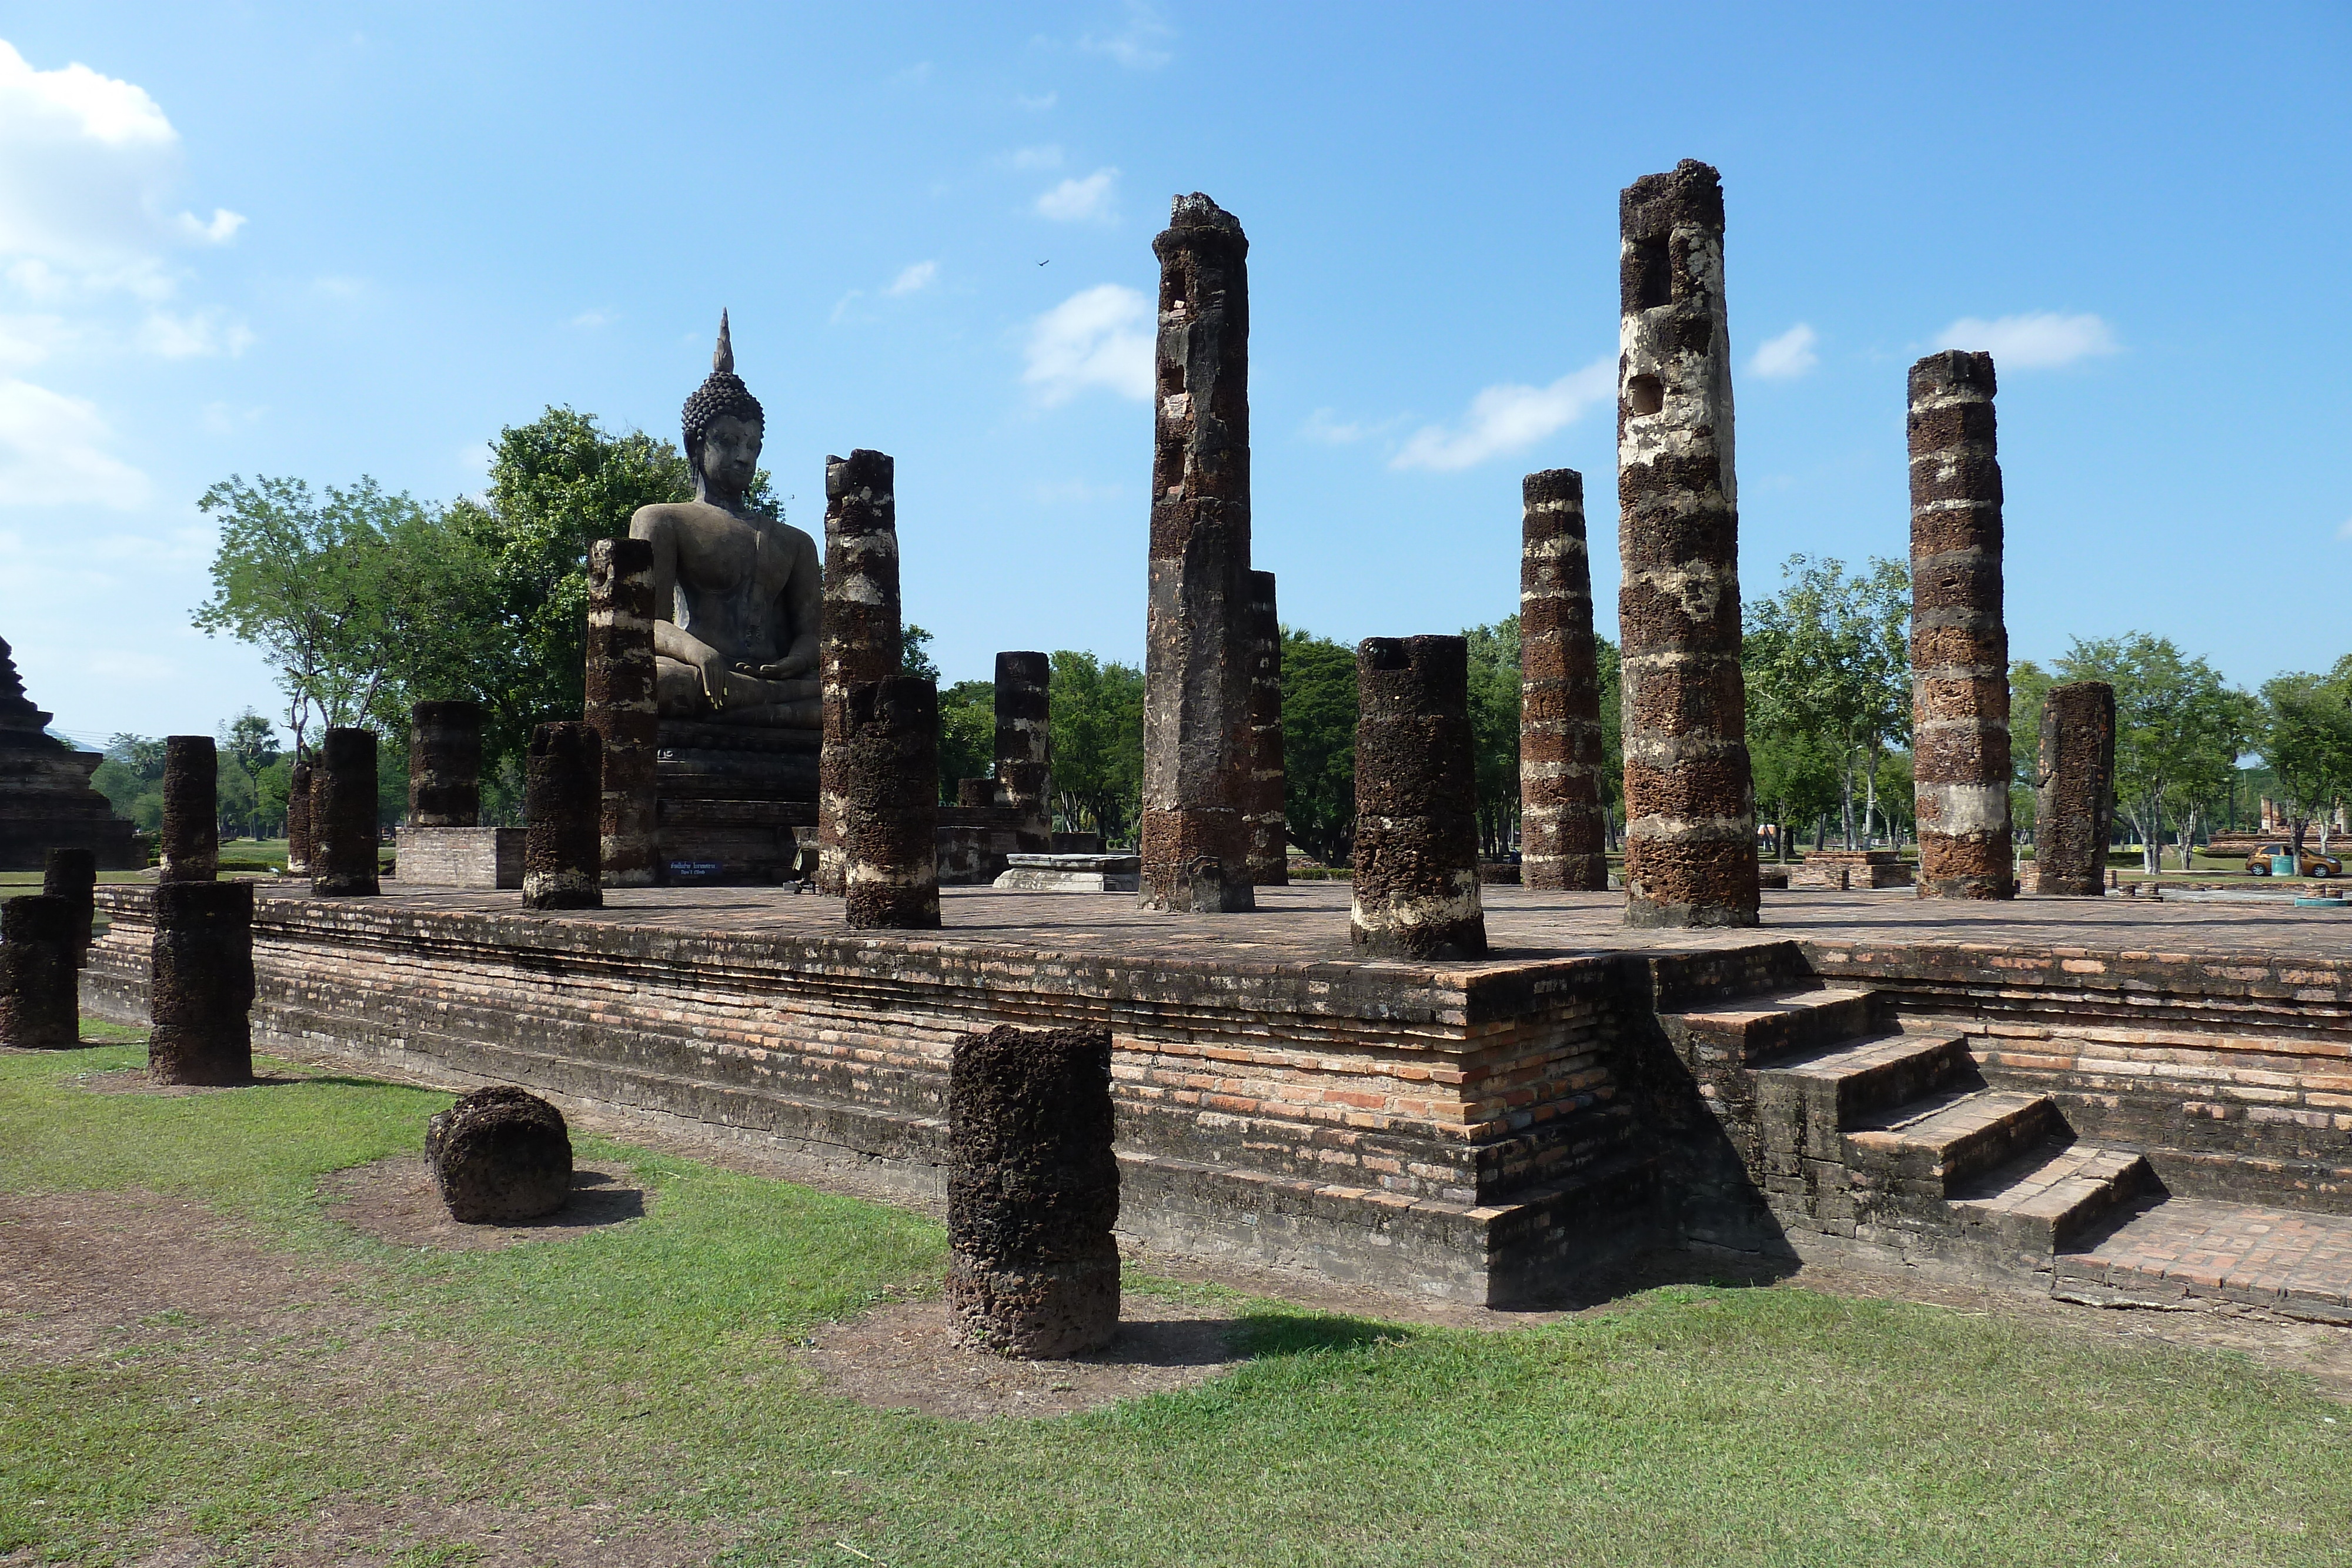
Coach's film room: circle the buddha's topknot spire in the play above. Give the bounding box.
[681,309,762,469]
[714,308,734,375]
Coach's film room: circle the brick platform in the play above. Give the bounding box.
[76,881,2352,1310]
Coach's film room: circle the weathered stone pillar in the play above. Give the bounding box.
[407,701,482,827]
[148,880,253,1086]
[818,450,903,895]
[1616,159,1759,929]
[842,676,940,930]
[1909,349,2015,900]
[523,722,602,911]
[1242,570,1288,886]
[43,847,95,968]
[585,537,660,887]
[1519,469,1608,892]
[947,1023,1120,1358]
[1140,193,1255,914]
[426,1086,574,1223]
[160,735,218,883]
[0,894,78,1048]
[993,651,1054,855]
[311,728,380,897]
[286,755,313,876]
[2036,681,2115,897]
[1349,636,1487,959]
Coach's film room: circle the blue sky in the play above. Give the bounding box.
[1,2,2346,745]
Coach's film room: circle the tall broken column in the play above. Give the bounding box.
[2035,681,2115,897]
[522,722,603,911]
[310,728,379,897]
[1242,570,1287,886]
[286,754,313,876]
[1519,469,1608,892]
[1140,193,1255,914]
[1350,636,1487,960]
[585,537,660,887]
[1909,350,2014,900]
[1616,159,1758,930]
[993,651,1053,855]
[841,676,940,930]
[818,450,902,896]
[160,735,218,883]
[148,880,254,1086]
[408,701,482,827]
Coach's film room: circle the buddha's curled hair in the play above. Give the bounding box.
[682,309,763,469]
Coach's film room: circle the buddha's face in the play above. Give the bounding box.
[699,414,763,494]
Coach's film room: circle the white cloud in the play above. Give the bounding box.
[885,260,938,296]
[1023,283,1152,404]
[1081,2,1175,69]
[998,145,1063,170]
[1934,312,2120,369]
[1389,360,1614,472]
[135,306,251,357]
[1300,407,1405,445]
[0,41,171,146]
[1750,322,1818,380]
[0,377,149,506]
[172,206,244,245]
[311,275,367,300]
[0,312,72,366]
[1015,92,1058,112]
[828,290,865,324]
[1035,167,1118,223]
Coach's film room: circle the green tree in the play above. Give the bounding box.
[937,678,996,803]
[1048,651,1144,845]
[1750,727,1842,860]
[2009,659,2055,837]
[2053,633,2251,874]
[901,625,942,683]
[2258,658,2352,856]
[1745,556,1911,848]
[1462,617,1521,860]
[222,709,278,775]
[1281,629,1359,867]
[91,733,166,830]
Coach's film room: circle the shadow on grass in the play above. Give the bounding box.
[1231,1310,1416,1359]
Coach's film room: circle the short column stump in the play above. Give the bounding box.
[425,1085,574,1223]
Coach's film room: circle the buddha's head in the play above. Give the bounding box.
[682,309,764,501]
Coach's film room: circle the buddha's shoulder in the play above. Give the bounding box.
[628,500,734,538]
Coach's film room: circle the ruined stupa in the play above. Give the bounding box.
[0,635,142,871]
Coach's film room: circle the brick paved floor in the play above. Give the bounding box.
[2059,1198,2352,1323]
[312,880,2352,970]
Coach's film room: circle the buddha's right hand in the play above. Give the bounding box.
[696,648,733,708]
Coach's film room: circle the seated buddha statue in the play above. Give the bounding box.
[630,312,822,728]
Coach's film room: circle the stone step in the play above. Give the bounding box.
[1846,1088,2063,1193]
[2054,1196,2352,1323]
[1660,985,1880,1066]
[1951,1140,2158,1255]
[1756,1032,1975,1162]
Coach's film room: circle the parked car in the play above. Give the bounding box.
[2245,844,2344,877]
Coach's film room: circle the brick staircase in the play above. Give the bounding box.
[1643,946,2158,1282]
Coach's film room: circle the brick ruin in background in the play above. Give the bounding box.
[992,651,1053,855]
[148,879,254,1086]
[818,450,903,896]
[0,894,78,1048]
[2036,680,2116,897]
[1909,350,2015,900]
[841,676,941,931]
[310,727,380,898]
[1349,636,1487,960]
[1615,161,1758,929]
[1140,193,1255,914]
[947,1024,1121,1358]
[523,722,603,911]
[1518,469,1608,892]
[407,701,482,827]
[1242,570,1288,886]
[0,633,139,872]
[586,539,660,887]
[160,735,218,884]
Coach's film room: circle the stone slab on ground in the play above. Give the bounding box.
[394,826,523,890]
[994,852,1142,893]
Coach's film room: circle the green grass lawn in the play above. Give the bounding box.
[2,1038,2347,1566]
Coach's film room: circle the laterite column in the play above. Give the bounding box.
[408,701,482,826]
[0,895,78,1048]
[818,450,902,895]
[522,722,602,910]
[586,537,660,886]
[1519,469,1608,891]
[286,755,313,875]
[43,847,95,968]
[1349,636,1486,960]
[2036,681,2115,897]
[947,1024,1120,1358]
[1140,193,1255,914]
[993,651,1053,855]
[1242,570,1287,886]
[1616,159,1758,928]
[311,728,380,897]
[841,676,940,930]
[148,880,253,1086]
[1909,350,2014,900]
[160,735,217,882]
